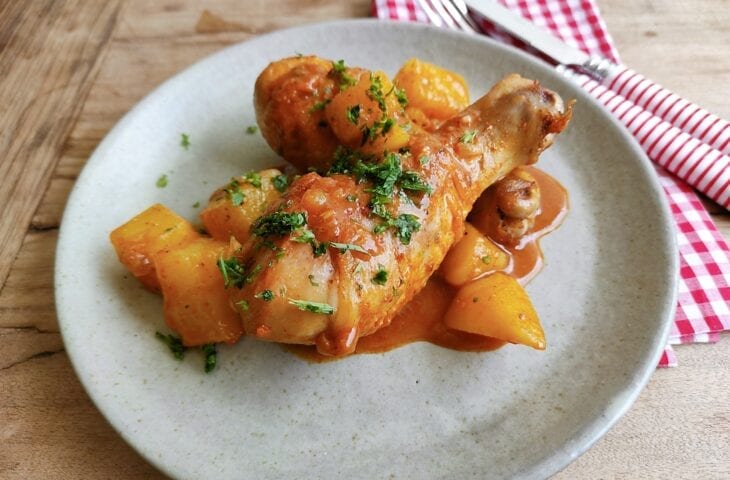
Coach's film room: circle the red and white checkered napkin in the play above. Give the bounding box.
[372,0,730,366]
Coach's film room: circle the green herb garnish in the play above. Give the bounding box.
[481,255,490,264]
[367,73,387,112]
[252,211,307,237]
[236,300,249,311]
[244,171,262,188]
[224,179,245,206]
[288,299,335,315]
[346,104,361,125]
[155,331,186,360]
[460,130,477,144]
[216,257,247,289]
[192,201,200,208]
[180,133,191,150]
[328,242,368,255]
[394,87,408,107]
[246,125,258,134]
[255,289,274,302]
[202,343,217,373]
[156,174,168,188]
[332,60,356,90]
[309,99,331,113]
[272,174,290,193]
[372,267,388,285]
[419,155,430,166]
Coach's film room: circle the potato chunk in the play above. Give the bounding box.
[394,58,469,127]
[155,237,243,346]
[200,169,285,243]
[109,204,200,291]
[325,71,410,154]
[443,273,545,349]
[440,223,510,286]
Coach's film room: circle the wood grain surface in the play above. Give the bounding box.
[0,1,727,478]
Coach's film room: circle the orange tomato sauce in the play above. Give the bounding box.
[287,166,568,362]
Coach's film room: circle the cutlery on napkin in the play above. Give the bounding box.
[372,0,730,366]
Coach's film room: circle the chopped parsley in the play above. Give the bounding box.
[481,255,491,264]
[309,99,331,113]
[192,201,200,208]
[345,194,358,202]
[252,211,307,237]
[272,174,290,193]
[419,155,430,166]
[292,228,315,244]
[155,331,186,360]
[399,171,432,193]
[388,213,421,245]
[202,343,217,373]
[328,242,368,254]
[362,117,395,143]
[394,86,408,107]
[236,299,249,311]
[156,174,168,188]
[288,298,335,315]
[327,148,427,245]
[346,104,361,125]
[367,73,387,112]
[372,267,388,285]
[255,289,275,302]
[224,179,245,206]
[460,130,478,144]
[311,241,328,257]
[332,59,356,90]
[180,133,190,150]
[217,257,247,289]
[246,125,258,134]
[244,171,262,188]
[308,274,319,286]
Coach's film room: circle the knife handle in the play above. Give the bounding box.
[603,66,730,155]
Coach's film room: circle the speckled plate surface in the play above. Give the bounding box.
[55,20,677,480]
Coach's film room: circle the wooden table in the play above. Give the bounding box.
[1,1,727,478]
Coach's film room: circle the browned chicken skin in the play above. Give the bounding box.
[228,72,571,356]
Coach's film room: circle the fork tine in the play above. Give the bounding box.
[447,0,483,32]
[441,0,477,33]
[415,0,447,28]
[426,0,461,30]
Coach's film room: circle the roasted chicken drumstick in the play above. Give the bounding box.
[223,71,571,356]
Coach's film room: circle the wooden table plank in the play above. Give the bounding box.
[0,1,727,478]
[0,0,122,287]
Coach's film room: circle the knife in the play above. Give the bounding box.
[461,0,730,156]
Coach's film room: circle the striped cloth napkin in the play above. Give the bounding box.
[372,0,730,366]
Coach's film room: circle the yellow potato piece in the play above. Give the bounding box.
[394,58,470,122]
[155,237,243,346]
[200,168,284,243]
[443,272,545,350]
[441,223,510,286]
[325,71,410,153]
[109,204,200,291]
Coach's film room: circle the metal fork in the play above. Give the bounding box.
[416,0,481,34]
[416,0,615,81]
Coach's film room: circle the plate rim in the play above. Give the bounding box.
[55,18,679,479]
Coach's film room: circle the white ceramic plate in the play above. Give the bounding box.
[56,20,677,479]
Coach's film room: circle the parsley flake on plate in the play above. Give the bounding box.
[180,133,191,150]
[156,174,168,188]
[155,331,186,360]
